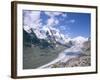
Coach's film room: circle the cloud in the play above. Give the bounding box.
[62,13,67,17]
[23,10,71,38]
[59,26,66,30]
[47,17,55,26]
[47,18,59,27]
[44,11,71,38]
[44,12,68,28]
[55,19,59,25]
[44,11,61,27]
[45,12,62,17]
[45,11,67,18]
[66,19,75,24]
[70,19,75,23]
[23,10,42,29]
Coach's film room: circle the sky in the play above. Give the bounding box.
[23,10,91,38]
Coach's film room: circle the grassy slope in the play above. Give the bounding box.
[23,45,67,69]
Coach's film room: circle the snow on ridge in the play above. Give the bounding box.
[23,24,88,47]
[72,36,88,42]
[23,26,32,33]
[72,36,88,48]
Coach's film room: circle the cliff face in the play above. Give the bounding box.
[82,40,91,56]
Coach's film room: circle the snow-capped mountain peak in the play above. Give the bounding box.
[23,25,89,49]
[23,26,32,33]
[72,36,88,47]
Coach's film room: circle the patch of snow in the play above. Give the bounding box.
[72,36,88,48]
[23,26,31,33]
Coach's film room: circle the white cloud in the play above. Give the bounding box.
[46,17,59,28]
[29,11,40,21]
[66,19,75,24]
[45,11,67,18]
[44,11,63,28]
[60,26,66,30]
[45,12,62,17]
[70,19,75,23]
[23,10,42,29]
[47,18,55,26]
[62,13,67,17]
[44,12,52,16]
[55,19,59,25]
[53,12,62,16]
[44,11,71,39]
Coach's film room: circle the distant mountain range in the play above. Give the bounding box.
[23,25,89,49]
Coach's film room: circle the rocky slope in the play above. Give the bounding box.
[38,39,91,68]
